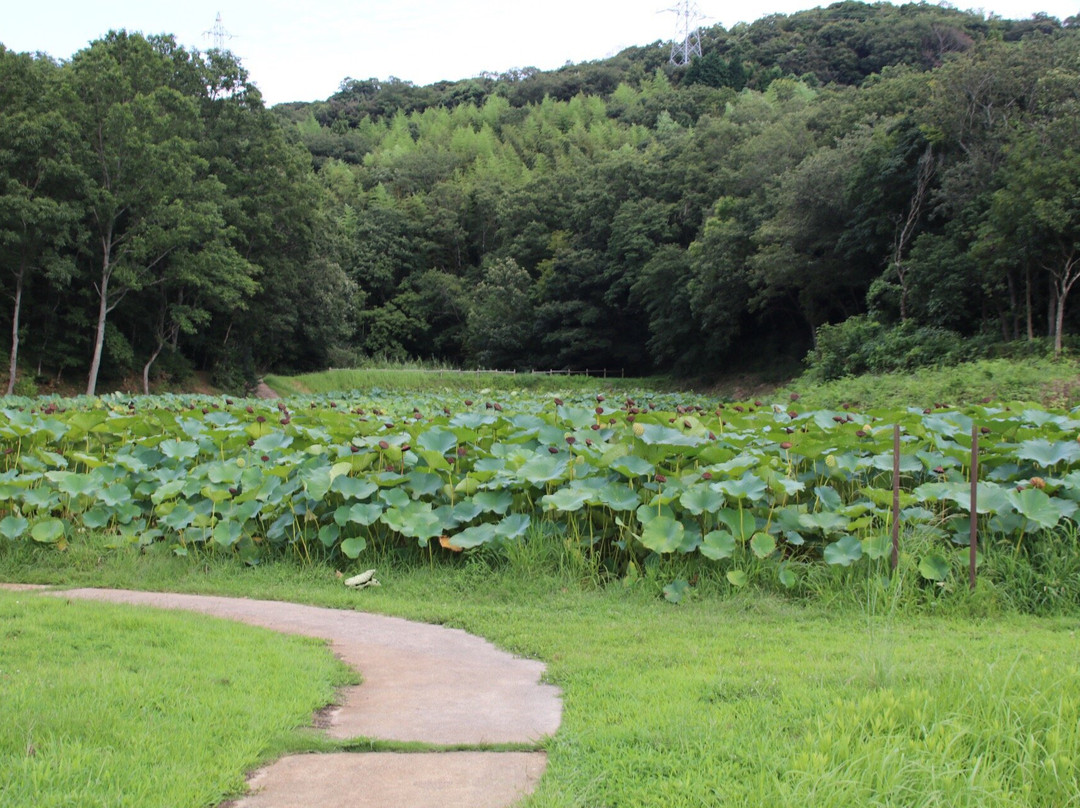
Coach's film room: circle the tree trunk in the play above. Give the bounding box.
[1052,253,1080,358]
[141,303,171,395]
[1026,263,1034,341]
[6,261,25,396]
[141,339,164,395]
[1054,276,1065,356]
[87,244,112,397]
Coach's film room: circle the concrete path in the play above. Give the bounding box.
[3,586,561,808]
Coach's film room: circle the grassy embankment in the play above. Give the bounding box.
[265,355,1080,410]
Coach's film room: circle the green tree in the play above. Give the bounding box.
[465,258,535,368]
[67,32,231,394]
[0,47,79,394]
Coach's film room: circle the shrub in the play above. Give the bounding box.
[805,316,967,381]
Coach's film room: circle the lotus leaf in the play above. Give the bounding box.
[638,514,685,554]
[340,536,368,558]
[679,485,725,515]
[823,535,863,566]
[750,532,776,559]
[30,518,66,544]
[0,515,28,540]
[918,553,951,581]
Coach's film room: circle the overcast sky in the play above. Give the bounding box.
[3,1,1075,105]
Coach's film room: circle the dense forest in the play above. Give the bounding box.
[2,2,1079,393]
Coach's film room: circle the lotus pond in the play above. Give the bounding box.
[2,391,1079,591]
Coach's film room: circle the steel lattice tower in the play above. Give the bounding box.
[203,12,235,51]
[665,1,704,66]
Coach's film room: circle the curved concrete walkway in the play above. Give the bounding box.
[3,586,561,808]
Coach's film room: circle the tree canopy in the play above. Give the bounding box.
[2,3,1080,391]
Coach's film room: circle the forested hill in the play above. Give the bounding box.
[2,3,1079,393]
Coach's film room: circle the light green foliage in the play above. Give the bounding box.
[0,589,349,808]
[2,383,1080,610]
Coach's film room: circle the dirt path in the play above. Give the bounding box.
[253,380,280,399]
[3,586,561,808]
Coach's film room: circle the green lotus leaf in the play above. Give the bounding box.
[679,485,725,515]
[340,536,367,558]
[473,490,514,514]
[451,500,484,524]
[663,578,690,604]
[918,553,950,581]
[1007,487,1077,529]
[777,563,797,588]
[798,511,850,535]
[715,472,767,502]
[331,475,379,501]
[823,535,863,566]
[750,532,776,559]
[726,569,748,587]
[862,533,892,560]
[404,472,443,499]
[451,522,498,548]
[253,432,293,453]
[595,483,641,512]
[334,502,384,527]
[159,502,196,531]
[213,520,242,548]
[98,483,133,507]
[449,412,497,430]
[542,487,591,512]
[49,471,99,499]
[609,455,655,479]
[417,427,457,455]
[638,515,684,554]
[30,518,66,544]
[318,523,340,548]
[636,423,702,447]
[0,515,29,540]
[1016,438,1080,469]
[494,513,531,540]
[716,508,756,542]
[517,454,570,485]
[381,501,442,543]
[81,508,112,529]
[159,439,200,459]
[697,529,734,560]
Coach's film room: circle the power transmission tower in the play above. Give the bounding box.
[664,1,704,66]
[203,12,235,51]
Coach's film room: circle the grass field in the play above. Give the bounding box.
[2,541,1079,808]
[263,367,674,397]
[0,585,352,808]
[263,356,1080,410]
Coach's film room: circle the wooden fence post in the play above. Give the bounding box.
[970,425,979,590]
[892,424,900,570]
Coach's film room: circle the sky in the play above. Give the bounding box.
[2,0,1076,105]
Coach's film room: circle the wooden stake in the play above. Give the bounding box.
[970,425,979,590]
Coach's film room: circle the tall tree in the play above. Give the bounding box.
[68,32,224,394]
[0,48,79,393]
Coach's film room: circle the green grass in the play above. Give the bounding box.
[263,367,675,397]
[0,587,353,808]
[785,357,1080,411]
[2,538,1079,807]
